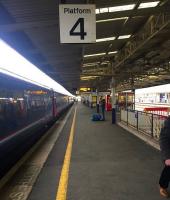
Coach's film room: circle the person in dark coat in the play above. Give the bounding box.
[159,116,170,198]
[100,97,106,121]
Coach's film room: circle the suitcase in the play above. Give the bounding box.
[91,113,102,121]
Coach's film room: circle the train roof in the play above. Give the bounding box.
[0,39,74,97]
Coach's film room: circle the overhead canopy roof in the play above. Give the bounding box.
[0,0,170,93]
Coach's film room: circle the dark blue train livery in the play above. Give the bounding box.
[0,73,73,179]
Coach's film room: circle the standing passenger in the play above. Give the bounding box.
[100,97,105,121]
[159,116,170,198]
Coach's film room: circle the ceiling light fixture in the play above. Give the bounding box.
[83,62,100,67]
[118,35,131,39]
[81,76,99,80]
[84,53,106,58]
[84,51,118,58]
[108,51,118,54]
[99,8,109,13]
[96,4,135,15]
[83,61,110,67]
[101,61,110,64]
[138,1,160,9]
[96,17,128,23]
[109,4,136,12]
[96,37,116,42]
[95,9,100,14]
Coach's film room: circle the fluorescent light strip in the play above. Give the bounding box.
[96,9,100,14]
[118,35,131,39]
[83,61,110,67]
[108,51,118,54]
[84,51,118,58]
[81,76,99,80]
[83,63,98,67]
[138,1,160,9]
[96,1,160,14]
[102,61,110,64]
[96,37,116,42]
[96,4,136,14]
[84,53,106,58]
[96,17,128,23]
[109,4,136,12]
[96,35,131,42]
[0,39,73,97]
[99,7,109,13]
[0,97,13,100]
[83,64,96,67]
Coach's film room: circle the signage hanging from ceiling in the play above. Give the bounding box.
[59,4,96,43]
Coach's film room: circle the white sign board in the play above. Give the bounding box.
[59,4,96,43]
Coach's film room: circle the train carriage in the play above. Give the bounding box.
[0,73,73,178]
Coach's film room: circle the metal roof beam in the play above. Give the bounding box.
[115,13,170,70]
[81,73,113,77]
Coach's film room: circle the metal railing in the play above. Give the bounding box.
[120,109,167,140]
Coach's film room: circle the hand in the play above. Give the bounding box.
[165,159,170,166]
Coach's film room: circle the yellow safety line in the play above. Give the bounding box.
[56,107,77,200]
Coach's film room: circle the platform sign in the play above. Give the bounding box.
[59,4,96,43]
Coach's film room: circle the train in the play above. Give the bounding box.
[0,72,73,179]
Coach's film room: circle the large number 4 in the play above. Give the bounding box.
[70,18,87,40]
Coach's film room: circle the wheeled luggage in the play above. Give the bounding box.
[91,113,102,121]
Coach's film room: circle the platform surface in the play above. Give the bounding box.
[27,103,163,200]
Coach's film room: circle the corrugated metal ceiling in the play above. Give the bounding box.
[0,0,170,92]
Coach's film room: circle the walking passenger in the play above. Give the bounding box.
[159,116,170,198]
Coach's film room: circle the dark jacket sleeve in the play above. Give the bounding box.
[159,117,170,160]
